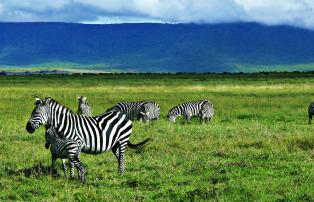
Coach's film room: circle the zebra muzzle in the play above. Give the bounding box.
[26,122,35,133]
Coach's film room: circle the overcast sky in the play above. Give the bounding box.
[0,0,314,29]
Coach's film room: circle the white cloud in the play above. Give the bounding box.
[81,15,166,24]
[2,0,70,11]
[0,0,314,29]
[235,0,314,28]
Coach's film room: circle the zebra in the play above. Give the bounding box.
[308,102,314,124]
[45,127,85,182]
[43,95,91,176]
[199,102,214,123]
[140,102,160,123]
[107,101,160,122]
[26,97,150,176]
[167,100,211,123]
[77,96,92,117]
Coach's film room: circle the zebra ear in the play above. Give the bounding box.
[83,97,87,101]
[35,97,42,105]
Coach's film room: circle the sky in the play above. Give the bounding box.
[0,0,314,29]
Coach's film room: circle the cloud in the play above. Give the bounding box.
[0,0,314,29]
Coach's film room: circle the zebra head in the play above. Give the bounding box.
[167,111,176,123]
[139,103,153,123]
[78,96,87,104]
[26,97,51,134]
[45,127,58,149]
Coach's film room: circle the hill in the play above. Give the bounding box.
[1,22,314,72]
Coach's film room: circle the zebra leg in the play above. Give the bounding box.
[187,115,192,123]
[118,143,127,175]
[69,161,75,179]
[71,159,85,183]
[70,155,85,183]
[61,159,67,178]
[51,157,57,178]
[309,114,312,124]
[111,143,119,159]
[200,115,206,123]
[77,162,85,183]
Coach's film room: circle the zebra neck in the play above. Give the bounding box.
[52,137,62,145]
[48,105,74,137]
[173,108,182,117]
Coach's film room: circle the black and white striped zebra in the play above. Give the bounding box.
[140,102,160,123]
[199,102,214,123]
[308,102,314,124]
[107,101,160,122]
[167,100,211,123]
[77,96,92,117]
[45,127,85,182]
[26,97,150,176]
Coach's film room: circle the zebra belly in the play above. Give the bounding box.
[80,139,119,154]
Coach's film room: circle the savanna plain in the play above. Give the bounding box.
[0,73,313,201]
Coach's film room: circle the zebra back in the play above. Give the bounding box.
[45,126,81,157]
[107,101,147,121]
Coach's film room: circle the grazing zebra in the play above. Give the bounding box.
[26,97,150,176]
[45,127,85,182]
[308,102,314,124]
[77,96,92,117]
[140,102,160,123]
[167,100,211,123]
[199,102,214,123]
[107,101,160,122]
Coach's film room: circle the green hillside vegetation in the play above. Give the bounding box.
[2,22,314,72]
[0,73,313,201]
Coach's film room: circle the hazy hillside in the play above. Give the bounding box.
[1,22,314,72]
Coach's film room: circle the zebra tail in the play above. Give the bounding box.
[128,138,151,149]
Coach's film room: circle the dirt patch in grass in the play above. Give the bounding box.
[238,141,264,149]
[5,162,52,178]
[287,137,314,151]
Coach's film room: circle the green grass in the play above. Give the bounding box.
[0,73,313,201]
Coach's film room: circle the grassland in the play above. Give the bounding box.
[0,73,313,201]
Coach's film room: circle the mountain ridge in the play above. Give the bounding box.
[0,22,314,72]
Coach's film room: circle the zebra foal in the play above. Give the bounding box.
[45,127,85,182]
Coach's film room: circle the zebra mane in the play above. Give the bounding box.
[44,97,74,114]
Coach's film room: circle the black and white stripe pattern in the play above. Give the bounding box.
[77,96,92,117]
[107,101,157,122]
[140,102,160,122]
[308,102,314,124]
[26,97,150,176]
[167,100,211,123]
[45,127,85,182]
[199,102,214,123]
